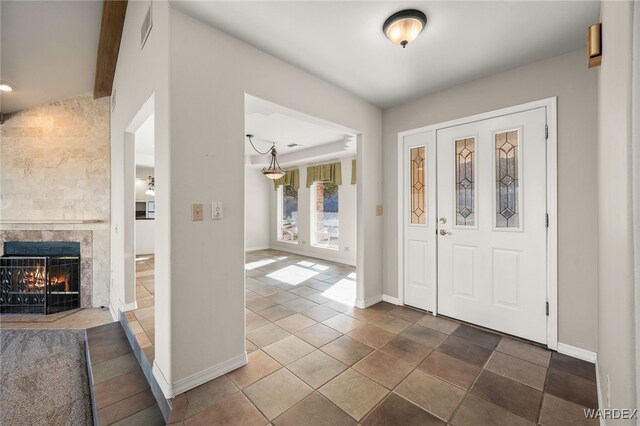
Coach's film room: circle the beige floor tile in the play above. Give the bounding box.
[353,350,413,389]
[301,305,340,322]
[347,324,395,349]
[247,323,291,348]
[322,314,365,334]
[485,352,547,390]
[275,313,317,333]
[244,369,313,420]
[263,335,315,365]
[184,391,267,426]
[273,392,356,426]
[288,350,348,388]
[401,324,448,348]
[185,376,238,418]
[319,369,388,420]
[496,338,552,367]
[367,314,412,334]
[417,315,460,334]
[226,350,281,389]
[259,305,297,322]
[295,323,342,348]
[321,335,374,366]
[388,306,427,323]
[395,369,466,421]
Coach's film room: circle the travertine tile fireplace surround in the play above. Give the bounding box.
[0,94,111,307]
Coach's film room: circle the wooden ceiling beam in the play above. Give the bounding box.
[93,0,128,99]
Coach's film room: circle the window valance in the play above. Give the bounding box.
[273,169,300,190]
[306,162,342,187]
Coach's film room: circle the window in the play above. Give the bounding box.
[410,146,426,224]
[278,185,298,243]
[455,137,476,226]
[495,130,520,228]
[312,181,339,249]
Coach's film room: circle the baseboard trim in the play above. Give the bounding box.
[120,301,138,312]
[595,359,606,426]
[557,342,597,363]
[382,294,400,305]
[246,246,270,252]
[356,294,383,309]
[155,352,248,398]
[108,303,118,321]
[268,245,356,267]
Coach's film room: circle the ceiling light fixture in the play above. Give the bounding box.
[383,9,427,48]
[246,134,286,180]
[0,82,15,92]
[145,176,155,196]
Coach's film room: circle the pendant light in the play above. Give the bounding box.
[246,134,286,180]
[383,9,427,48]
[145,176,155,196]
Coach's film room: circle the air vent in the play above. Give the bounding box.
[141,4,153,49]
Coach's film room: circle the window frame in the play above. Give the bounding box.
[310,181,340,250]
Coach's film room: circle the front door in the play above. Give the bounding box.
[403,106,548,344]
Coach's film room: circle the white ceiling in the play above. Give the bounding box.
[173,1,600,108]
[0,0,102,113]
[245,95,354,157]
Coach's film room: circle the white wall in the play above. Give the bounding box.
[245,167,271,250]
[136,220,155,255]
[168,8,381,391]
[269,157,357,266]
[382,49,599,352]
[110,0,172,390]
[597,0,636,412]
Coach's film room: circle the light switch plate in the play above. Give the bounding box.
[192,204,203,221]
[212,202,222,220]
[376,205,383,216]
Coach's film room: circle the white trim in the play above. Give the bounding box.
[108,303,118,321]
[382,294,400,305]
[153,352,247,398]
[268,244,356,267]
[557,342,598,363]
[397,97,559,350]
[356,294,383,309]
[120,301,138,312]
[246,246,271,252]
[595,359,606,425]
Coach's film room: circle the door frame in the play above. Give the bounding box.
[396,97,558,350]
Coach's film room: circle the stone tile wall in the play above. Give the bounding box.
[0,94,111,307]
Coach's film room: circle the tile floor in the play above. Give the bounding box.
[0,306,113,329]
[167,249,599,425]
[124,254,156,363]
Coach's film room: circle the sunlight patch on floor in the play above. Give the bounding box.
[322,278,356,304]
[267,265,319,285]
[245,259,276,270]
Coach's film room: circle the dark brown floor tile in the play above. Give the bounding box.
[368,314,412,334]
[485,351,547,390]
[347,324,395,349]
[184,392,267,426]
[470,370,542,422]
[244,369,313,420]
[400,324,448,347]
[92,353,139,384]
[549,352,596,382]
[450,394,534,426]
[436,335,493,367]
[273,392,356,426]
[168,394,188,424]
[295,323,342,348]
[320,335,374,366]
[388,306,427,323]
[112,404,165,426]
[418,351,481,390]
[98,389,157,425]
[353,350,413,389]
[452,324,502,349]
[88,325,133,364]
[378,336,433,367]
[366,302,397,313]
[287,350,347,388]
[539,393,599,426]
[362,392,445,426]
[94,369,150,409]
[416,315,460,334]
[545,368,598,409]
[496,338,551,367]
[319,369,388,420]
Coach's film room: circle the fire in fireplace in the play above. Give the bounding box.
[0,242,81,314]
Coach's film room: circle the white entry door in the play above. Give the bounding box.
[436,108,548,343]
[403,130,437,312]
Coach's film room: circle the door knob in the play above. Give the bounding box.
[439,218,447,224]
[439,229,452,236]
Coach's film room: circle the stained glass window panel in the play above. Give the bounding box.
[495,130,520,228]
[455,138,475,226]
[410,146,426,224]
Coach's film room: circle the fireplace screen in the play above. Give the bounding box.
[1,255,80,314]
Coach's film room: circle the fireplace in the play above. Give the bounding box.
[0,242,81,314]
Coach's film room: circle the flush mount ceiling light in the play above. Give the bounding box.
[246,134,286,180]
[0,82,15,92]
[383,9,427,48]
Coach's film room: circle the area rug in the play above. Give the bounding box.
[0,329,92,425]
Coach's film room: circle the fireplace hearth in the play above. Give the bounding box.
[0,242,81,314]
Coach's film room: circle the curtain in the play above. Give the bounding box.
[306,162,342,187]
[351,159,356,185]
[273,169,299,190]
